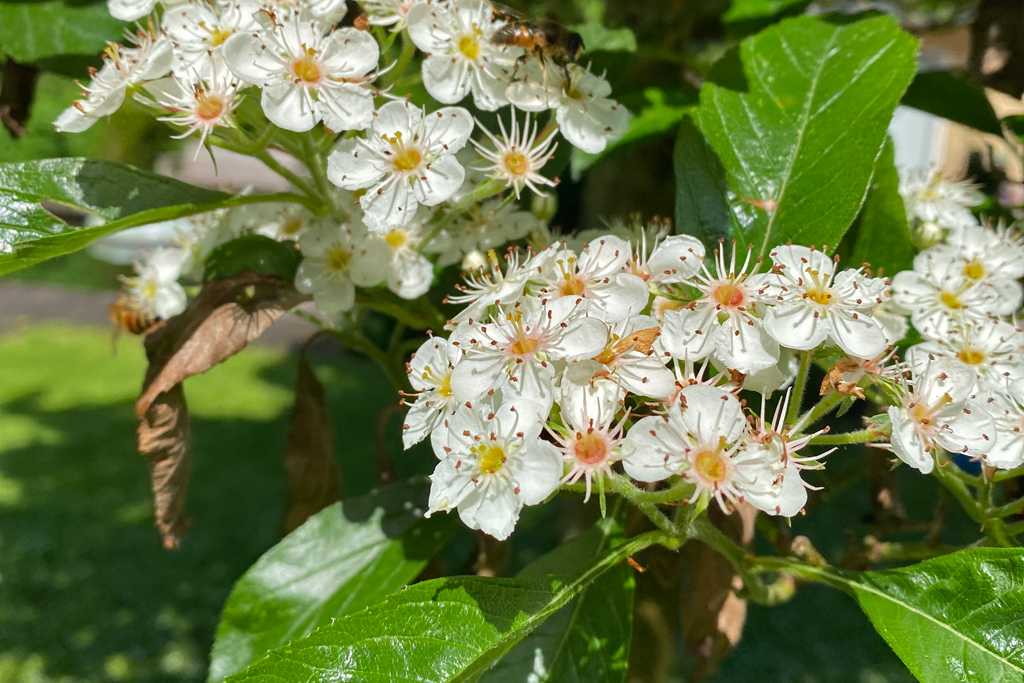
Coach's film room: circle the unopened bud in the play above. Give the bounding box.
[531,192,558,222]
[911,220,944,249]
[461,249,488,271]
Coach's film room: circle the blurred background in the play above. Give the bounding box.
[2,0,1024,681]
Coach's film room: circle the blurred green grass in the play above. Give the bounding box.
[0,323,426,683]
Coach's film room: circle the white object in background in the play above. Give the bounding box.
[889,105,948,172]
[88,217,197,265]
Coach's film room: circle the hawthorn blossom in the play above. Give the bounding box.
[661,243,778,374]
[142,67,241,146]
[223,10,379,132]
[899,168,982,231]
[108,0,166,22]
[549,387,626,502]
[161,0,261,77]
[887,361,994,474]
[125,247,189,318]
[923,223,1024,316]
[473,108,559,197]
[362,0,422,29]
[535,235,648,322]
[406,0,515,111]
[979,378,1024,470]
[378,218,435,300]
[762,245,890,359]
[425,199,539,266]
[55,31,173,133]
[443,247,537,325]
[907,321,1024,393]
[294,221,390,316]
[506,63,629,154]
[402,336,460,448]
[627,233,705,287]
[327,101,474,232]
[449,295,606,412]
[426,397,561,540]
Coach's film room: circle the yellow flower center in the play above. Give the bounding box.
[713,282,744,307]
[806,289,832,305]
[281,217,303,235]
[385,230,408,249]
[502,149,529,176]
[511,337,538,356]
[957,349,985,365]
[208,27,232,47]
[476,444,505,474]
[963,260,985,280]
[195,92,225,121]
[327,247,350,272]
[143,281,158,300]
[560,276,587,297]
[438,374,453,397]
[694,448,728,483]
[291,49,321,83]
[383,131,422,173]
[940,291,962,310]
[458,34,480,60]
[574,433,608,465]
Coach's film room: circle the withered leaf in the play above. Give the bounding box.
[283,352,342,533]
[820,357,866,399]
[615,326,661,356]
[137,384,193,550]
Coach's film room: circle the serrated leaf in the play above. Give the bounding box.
[223,530,662,683]
[674,115,732,243]
[571,87,696,179]
[902,71,1003,137]
[209,481,458,682]
[849,137,915,277]
[0,158,266,275]
[695,15,918,256]
[479,519,635,683]
[0,1,127,63]
[798,549,1024,682]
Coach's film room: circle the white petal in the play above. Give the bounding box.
[647,234,705,282]
[421,54,473,105]
[261,83,319,132]
[508,442,562,505]
[405,2,451,53]
[762,301,829,351]
[457,485,520,540]
[621,415,679,482]
[388,251,435,299]
[888,406,934,474]
[412,154,465,206]
[222,32,285,85]
[678,384,745,444]
[327,139,386,189]
[361,177,417,231]
[313,278,355,315]
[321,28,379,76]
[828,311,888,359]
[318,84,375,132]
[716,321,780,375]
[660,308,717,361]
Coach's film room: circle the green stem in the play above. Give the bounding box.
[809,427,887,446]
[994,464,1024,482]
[606,475,679,537]
[355,293,446,331]
[421,178,506,247]
[255,150,319,201]
[794,390,843,432]
[786,350,814,425]
[299,136,338,214]
[991,495,1024,519]
[1005,520,1024,537]
[385,31,417,90]
[933,460,983,523]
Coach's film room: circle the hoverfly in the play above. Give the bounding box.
[488,3,584,80]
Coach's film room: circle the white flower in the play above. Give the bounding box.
[402,336,460,449]
[622,384,764,511]
[426,397,561,540]
[142,67,240,146]
[549,388,625,502]
[223,10,378,132]
[444,247,535,325]
[473,108,558,197]
[426,199,539,267]
[126,247,189,319]
[327,100,474,232]
[762,245,890,359]
[923,224,1024,316]
[536,235,648,323]
[561,315,675,402]
[899,168,982,230]
[362,0,422,30]
[250,203,314,241]
[887,361,994,474]
[627,232,705,287]
[108,0,169,22]
[979,377,1024,470]
[661,243,779,374]
[406,0,516,111]
[907,321,1024,393]
[506,62,629,154]
[162,0,261,77]
[449,295,606,413]
[55,31,173,133]
[891,251,1003,339]
[378,220,435,300]
[294,221,390,316]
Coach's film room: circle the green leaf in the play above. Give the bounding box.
[673,116,732,243]
[204,235,304,282]
[0,1,127,63]
[224,531,665,683]
[479,519,635,682]
[902,71,1004,137]
[208,481,458,682]
[723,0,811,23]
[848,137,915,276]
[571,0,636,54]
[571,87,696,179]
[695,15,918,256]
[0,158,297,275]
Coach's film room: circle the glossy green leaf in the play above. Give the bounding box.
[204,235,303,282]
[479,519,635,682]
[849,137,915,277]
[571,87,696,179]
[696,15,918,256]
[674,116,733,243]
[792,549,1024,683]
[208,481,458,682]
[224,530,662,683]
[0,1,127,63]
[903,71,1003,137]
[0,158,300,275]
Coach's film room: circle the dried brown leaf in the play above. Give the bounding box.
[283,353,342,533]
[137,385,193,550]
[615,326,662,356]
[820,357,866,399]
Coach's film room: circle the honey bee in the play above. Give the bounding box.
[109,297,161,336]
[489,4,584,80]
